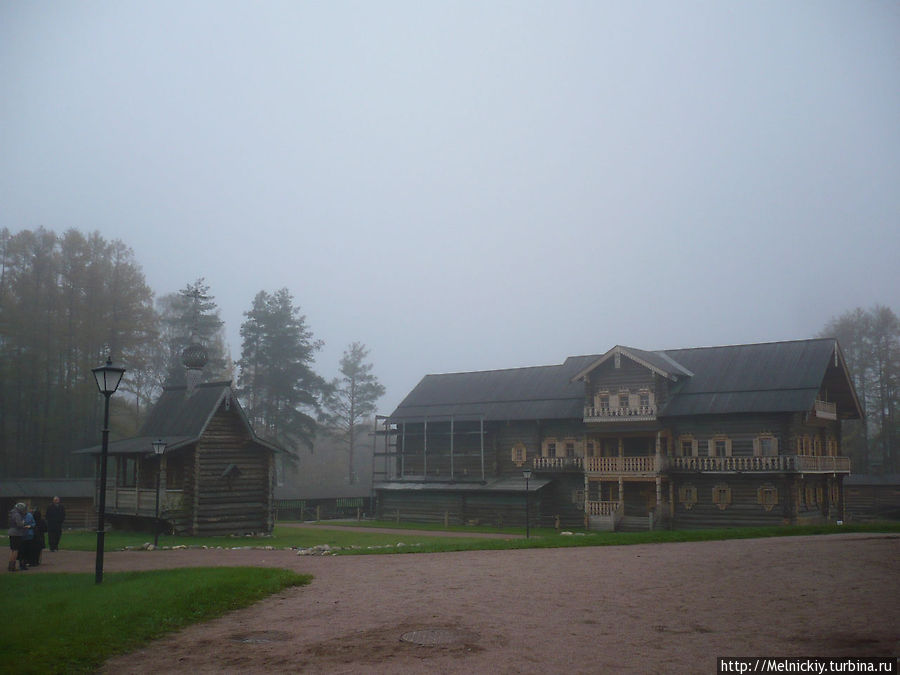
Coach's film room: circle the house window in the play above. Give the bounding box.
[596,393,609,411]
[678,484,698,510]
[618,391,630,409]
[118,457,137,488]
[511,442,526,467]
[708,436,731,458]
[813,436,822,456]
[586,441,595,457]
[677,435,697,457]
[547,442,557,458]
[712,484,732,510]
[755,435,778,457]
[639,391,650,408]
[757,484,779,512]
[565,441,576,458]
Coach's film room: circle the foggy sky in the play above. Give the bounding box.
[2,1,898,412]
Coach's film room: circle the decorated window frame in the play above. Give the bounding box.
[707,435,732,458]
[753,434,779,457]
[712,483,732,510]
[678,483,698,510]
[511,442,527,467]
[757,483,779,512]
[677,435,698,457]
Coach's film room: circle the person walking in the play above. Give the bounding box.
[46,496,65,552]
[7,502,27,572]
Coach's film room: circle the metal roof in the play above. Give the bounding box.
[75,381,282,455]
[390,355,597,422]
[659,339,841,416]
[390,338,860,422]
[0,478,94,498]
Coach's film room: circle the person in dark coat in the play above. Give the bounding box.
[26,508,47,566]
[46,496,65,552]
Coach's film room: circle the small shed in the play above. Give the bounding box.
[0,478,95,529]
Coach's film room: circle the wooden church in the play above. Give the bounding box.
[79,341,279,536]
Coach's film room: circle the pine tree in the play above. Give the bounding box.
[158,278,229,387]
[323,342,385,483]
[237,288,327,454]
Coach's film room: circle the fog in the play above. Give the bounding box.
[2,2,898,411]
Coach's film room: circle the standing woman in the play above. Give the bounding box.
[7,502,27,572]
[46,496,65,552]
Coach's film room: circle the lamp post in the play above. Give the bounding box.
[151,439,167,548]
[91,357,125,584]
[523,468,532,539]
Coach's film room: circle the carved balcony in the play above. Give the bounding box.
[584,405,657,423]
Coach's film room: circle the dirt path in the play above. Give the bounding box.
[31,533,900,674]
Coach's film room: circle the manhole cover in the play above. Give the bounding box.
[400,629,480,646]
[230,630,291,644]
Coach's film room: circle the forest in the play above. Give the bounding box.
[0,227,383,478]
[1,227,897,478]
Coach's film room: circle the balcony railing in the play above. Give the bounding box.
[668,454,850,473]
[101,486,184,516]
[587,500,620,516]
[584,405,657,422]
[583,456,661,474]
[813,399,837,420]
[532,456,584,471]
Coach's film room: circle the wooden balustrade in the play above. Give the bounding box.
[587,500,620,516]
[104,487,184,516]
[813,399,837,420]
[583,456,660,474]
[532,456,584,471]
[583,405,657,421]
[668,455,850,473]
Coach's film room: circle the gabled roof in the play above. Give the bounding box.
[389,338,862,423]
[389,355,598,422]
[76,382,281,455]
[570,345,693,383]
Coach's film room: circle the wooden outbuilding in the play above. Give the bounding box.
[376,338,862,530]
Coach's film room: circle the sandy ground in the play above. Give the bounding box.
[29,532,900,674]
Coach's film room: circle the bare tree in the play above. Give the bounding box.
[323,342,385,484]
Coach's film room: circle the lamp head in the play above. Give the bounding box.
[151,439,167,456]
[91,358,126,395]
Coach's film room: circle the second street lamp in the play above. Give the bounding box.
[91,357,125,585]
[523,468,532,539]
[151,439,167,548]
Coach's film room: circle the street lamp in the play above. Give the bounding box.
[151,439,167,548]
[91,357,125,584]
[523,468,532,539]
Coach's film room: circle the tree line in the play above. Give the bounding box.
[0,227,383,479]
[820,305,899,474]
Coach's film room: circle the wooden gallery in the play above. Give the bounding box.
[374,338,861,531]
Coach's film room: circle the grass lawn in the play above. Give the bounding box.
[0,566,311,675]
[57,520,900,556]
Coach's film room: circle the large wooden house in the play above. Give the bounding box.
[375,338,861,530]
[78,381,279,535]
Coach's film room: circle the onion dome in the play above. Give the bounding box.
[181,339,209,371]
